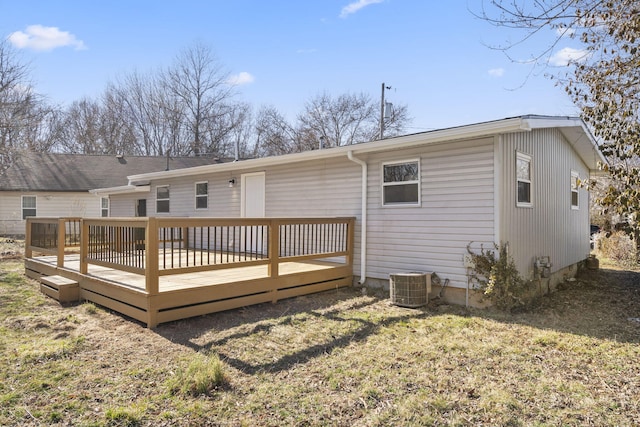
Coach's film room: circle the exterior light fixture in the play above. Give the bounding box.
[228,178,236,188]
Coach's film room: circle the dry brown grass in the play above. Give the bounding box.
[1,256,639,426]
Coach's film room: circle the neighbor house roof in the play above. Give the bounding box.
[101,116,603,193]
[0,152,223,192]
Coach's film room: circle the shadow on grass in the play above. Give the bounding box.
[156,266,640,375]
[157,287,433,374]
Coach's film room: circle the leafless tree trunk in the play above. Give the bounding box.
[164,42,236,156]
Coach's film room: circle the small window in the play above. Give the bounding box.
[156,186,170,213]
[22,196,36,219]
[516,152,532,207]
[101,197,109,217]
[195,182,208,210]
[382,159,420,206]
[571,171,579,209]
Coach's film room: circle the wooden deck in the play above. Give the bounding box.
[25,217,355,327]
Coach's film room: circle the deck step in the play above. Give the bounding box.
[40,275,80,303]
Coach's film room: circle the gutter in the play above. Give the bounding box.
[347,151,367,285]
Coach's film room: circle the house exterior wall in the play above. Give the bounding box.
[108,137,496,292]
[364,137,496,287]
[0,191,102,236]
[499,128,591,278]
[107,128,591,295]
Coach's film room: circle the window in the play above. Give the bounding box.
[101,197,109,217]
[571,171,579,209]
[156,186,170,213]
[382,159,420,206]
[195,181,208,210]
[516,152,532,207]
[22,196,36,219]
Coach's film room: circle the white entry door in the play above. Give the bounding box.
[241,172,266,254]
[241,172,265,217]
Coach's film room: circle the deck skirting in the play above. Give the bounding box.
[27,255,352,327]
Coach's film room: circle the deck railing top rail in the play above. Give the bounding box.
[66,216,355,296]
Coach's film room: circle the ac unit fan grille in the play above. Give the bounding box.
[389,272,428,308]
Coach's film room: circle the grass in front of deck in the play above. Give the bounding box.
[1,258,639,426]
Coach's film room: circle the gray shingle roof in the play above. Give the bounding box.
[0,152,223,192]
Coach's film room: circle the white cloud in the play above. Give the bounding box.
[340,0,384,18]
[488,68,505,77]
[549,47,589,66]
[227,72,255,86]
[8,25,86,51]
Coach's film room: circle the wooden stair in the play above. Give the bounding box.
[39,275,80,303]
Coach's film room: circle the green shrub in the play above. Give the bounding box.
[467,242,530,312]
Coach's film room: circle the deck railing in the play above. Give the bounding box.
[72,217,355,296]
[25,217,82,267]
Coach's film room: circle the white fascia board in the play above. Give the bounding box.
[522,116,606,171]
[123,116,605,184]
[125,117,531,185]
[89,185,150,196]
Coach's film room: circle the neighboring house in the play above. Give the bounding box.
[94,116,605,306]
[0,152,221,236]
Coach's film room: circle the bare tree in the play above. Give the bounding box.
[296,91,411,150]
[0,39,56,172]
[253,105,297,157]
[479,0,640,242]
[164,42,236,156]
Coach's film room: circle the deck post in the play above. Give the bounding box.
[346,217,355,269]
[145,217,159,328]
[57,218,66,267]
[268,219,280,303]
[80,219,89,274]
[25,218,33,259]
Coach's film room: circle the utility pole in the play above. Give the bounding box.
[380,83,391,139]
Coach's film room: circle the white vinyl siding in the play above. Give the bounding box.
[107,139,495,290]
[367,138,495,287]
[22,196,36,219]
[0,191,101,236]
[501,128,590,278]
[101,124,595,293]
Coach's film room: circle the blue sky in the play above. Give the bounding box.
[0,0,585,132]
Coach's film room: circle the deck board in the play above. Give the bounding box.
[31,254,343,293]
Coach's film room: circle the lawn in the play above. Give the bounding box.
[1,253,639,426]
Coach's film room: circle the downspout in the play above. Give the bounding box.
[347,151,367,285]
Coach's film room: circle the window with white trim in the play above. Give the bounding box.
[156,186,170,213]
[516,152,532,207]
[195,182,208,210]
[101,197,109,217]
[571,171,579,209]
[22,195,36,219]
[382,159,420,206]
